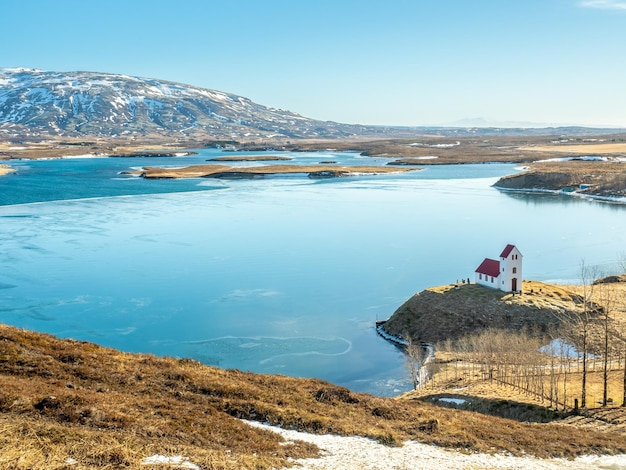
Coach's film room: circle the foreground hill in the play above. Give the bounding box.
[1,323,626,469]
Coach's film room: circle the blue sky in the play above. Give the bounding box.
[2,0,626,127]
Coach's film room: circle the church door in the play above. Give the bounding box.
[512,278,517,292]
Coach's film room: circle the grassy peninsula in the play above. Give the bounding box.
[381,280,591,343]
[382,277,626,436]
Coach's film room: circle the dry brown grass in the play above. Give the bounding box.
[520,143,626,154]
[279,136,554,164]
[2,324,626,468]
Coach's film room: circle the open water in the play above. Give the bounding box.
[1,149,625,395]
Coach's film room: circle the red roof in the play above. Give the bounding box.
[475,258,501,277]
[500,244,516,258]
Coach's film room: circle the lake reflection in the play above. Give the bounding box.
[1,150,625,396]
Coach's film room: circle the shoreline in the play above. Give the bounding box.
[494,185,626,204]
[375,321,408,347]
[376,321,435,388]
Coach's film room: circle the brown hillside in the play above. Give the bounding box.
[1,323,626,468]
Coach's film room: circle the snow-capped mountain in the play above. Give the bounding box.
[0,68,371,140]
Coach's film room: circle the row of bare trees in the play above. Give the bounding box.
[405,259,626,410]
[557,259,626,407]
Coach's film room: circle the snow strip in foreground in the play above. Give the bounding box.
[141,454,200,469]
[244,420,626,470]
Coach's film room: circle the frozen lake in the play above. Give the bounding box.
[1,149,625,396]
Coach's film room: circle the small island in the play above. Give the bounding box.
[206,155,293,162]
[135,164,421,179]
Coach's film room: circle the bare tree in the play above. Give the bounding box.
[405,335,422,390]
[618,253,626,407]
[555,260,599,408]
[615,253,626,407]
[622,340,626,406]
[559,338,571,411]
[596,277,617,406]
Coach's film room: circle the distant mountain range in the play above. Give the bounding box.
[0,68,624,141]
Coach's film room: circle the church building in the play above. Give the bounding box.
[475,244,523,293]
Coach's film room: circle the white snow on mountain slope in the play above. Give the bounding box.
[0,68,365,139]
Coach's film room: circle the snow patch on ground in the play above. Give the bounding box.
[540,338,582,358]
[243,420,626,469]
[438,397,467,405]
[141,455,200,469]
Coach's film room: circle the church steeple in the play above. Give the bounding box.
[499,244,522,293]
